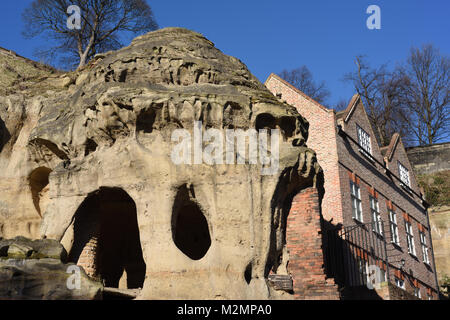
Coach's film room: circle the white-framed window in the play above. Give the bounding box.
[395,277,405,290]
[377,266,387,283]
[350,180,363,222]
[370,196,383,235]
[420,231,430,264]
[398,162,411,187]
[405,220,416,256]
[357,125,372,156]
[389,209,400,245]
[414,287,422,299]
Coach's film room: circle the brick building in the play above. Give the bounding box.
[265,73,440,300]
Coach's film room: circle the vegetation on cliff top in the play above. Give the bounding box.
[0,49,58,96]
[418,170,450,207]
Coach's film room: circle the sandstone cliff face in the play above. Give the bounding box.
[0,28,321,299]
[429,206,450,293]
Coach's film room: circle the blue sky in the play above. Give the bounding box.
[0,0,449,107]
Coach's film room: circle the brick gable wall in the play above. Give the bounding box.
[265,74,344,224]
[265,74,439,299]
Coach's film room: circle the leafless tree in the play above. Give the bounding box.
[335,98,349,111]
[22,0,158,70]
[398,45,449,145]
[279,66,330,104]
[343,56,412,146]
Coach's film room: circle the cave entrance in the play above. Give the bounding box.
[172,184,211,260]
[69,187,146,289]
[29,167,52,217]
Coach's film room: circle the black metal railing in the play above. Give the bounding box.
[325,220,390,289]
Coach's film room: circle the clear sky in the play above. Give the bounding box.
[0,0,449,107]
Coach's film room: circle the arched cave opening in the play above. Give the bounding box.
[172,184,211,260]
[29,167,52,217]
[68,187,146,289]
[255,113,276,131]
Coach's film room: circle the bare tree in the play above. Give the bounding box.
[343,56,412,146]
[335,98,349,111]
[22,0,158,70]
[398,45,449,145]
[279,66,330,104]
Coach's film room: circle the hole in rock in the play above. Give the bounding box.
[255,113,276,131]
[244,262,252,284]
[172,185,211,260]
[69,187,146,289]
[0,117,11,153]
[136,106,159,134]
[84,138,98,156]
[279,116,296,139]
[29,167,52,217]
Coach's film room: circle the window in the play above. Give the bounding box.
[398,162,411,187]
[375,263,387,283]
[357,125,372,156]
[405,220,416,256]
[378,267,387,283]
[420,231,430,264]
[350,180,363,222]
[370,196,383,235]
[389,209,399,245]
[395,277,405,290]
[414,287,421,299]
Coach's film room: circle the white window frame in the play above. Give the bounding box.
[370,196,383,236]
[414,287,421,299]
[420,231,430,264]
[395,277,405,290]
[350,181,363,222]
[378,266,387,283]
[357,125,372,156]
[398,162,411,188]
[389,209,400,245]
[405,220,416,256]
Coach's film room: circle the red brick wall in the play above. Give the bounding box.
[286,187,340,300]
[77,235,99,279]
[265,74,344,224]
[336,99,438,297]
[265,74,438,298]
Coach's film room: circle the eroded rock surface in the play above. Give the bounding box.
[0,28,321,299]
